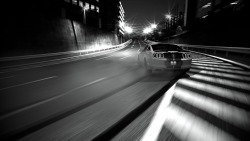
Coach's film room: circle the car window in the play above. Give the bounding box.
[152,44,182,52]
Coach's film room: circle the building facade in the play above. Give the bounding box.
[63,0,125,40]
[184,0,240,26]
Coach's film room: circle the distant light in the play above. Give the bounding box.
[143,27,152,34]
[124,26,133,34]
[202,15,208,18]
[84,3,90,11]
[230,1,239,5]
[151,23,157,29]
[202,2,211,8]
[165,14,172,20]
[119,22,125,28]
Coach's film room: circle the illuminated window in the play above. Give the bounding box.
[85,3,90,10]
[96,0,99,2]
[91,5,95,10]
[72,0,77,5]
[96,6,99,13]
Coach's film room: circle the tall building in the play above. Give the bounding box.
[63,0,101,28]
[63,0,124,31]
[184,0,240,26]
[63,0,125,42]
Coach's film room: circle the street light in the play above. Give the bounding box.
[165,14,172,20]
[143,27,152,34]
[151,23,157,29]
[124,26,133,34]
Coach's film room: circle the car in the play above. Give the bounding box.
[137,43,192,73]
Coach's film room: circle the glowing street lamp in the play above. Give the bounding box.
[143,27,152,34]
[165,14,172,20]
[124,26,133,34]
[151,23,157,29]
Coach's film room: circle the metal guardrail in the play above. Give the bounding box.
[174,43,250,69]
[175,44,250,55]
[0,40,132,62]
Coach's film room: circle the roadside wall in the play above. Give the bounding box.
[1,0,119,57]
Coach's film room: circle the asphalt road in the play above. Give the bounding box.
[1,40,249,141]
[0,40,185,140]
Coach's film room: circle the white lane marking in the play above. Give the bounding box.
[0,77,106,120]
[0,76,15,80]
[95,55,115,60]
[140,83,176,141]
[0,76,57,91]
[120,55,132,60]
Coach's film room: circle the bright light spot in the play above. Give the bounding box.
[165,14,172,20]
[202,15,208,18]
[175,86,250,130]
[119,21,125,28]
[151,23,157,29]
[124,26,133,34]
[230,1,239,5]
[202,2,211,8]
[164,105,238,141]
[143,27,152,34]
[84,3,90,10]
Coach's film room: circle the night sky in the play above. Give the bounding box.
[121,0,185,32]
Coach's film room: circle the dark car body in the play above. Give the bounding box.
[138,43,192,72]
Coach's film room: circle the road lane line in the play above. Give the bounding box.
[95,55,115,60]
[0,76,57,91]
[0,77,106,120]
[140,83,176,141]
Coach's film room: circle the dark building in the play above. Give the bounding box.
[1,0,125,57]
[64,0,125,40]
[184,0,243,27]
[100,0,125,42]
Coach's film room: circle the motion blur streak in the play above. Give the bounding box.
[164,105,238,141]
[190,68,250,81]
[140,84,176,141]
[187,72,250,91]
[191,65,250,75]
[175,87,250,130]
[178,78,250,104]
[192,62,243,70]
[0,76,57,91]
